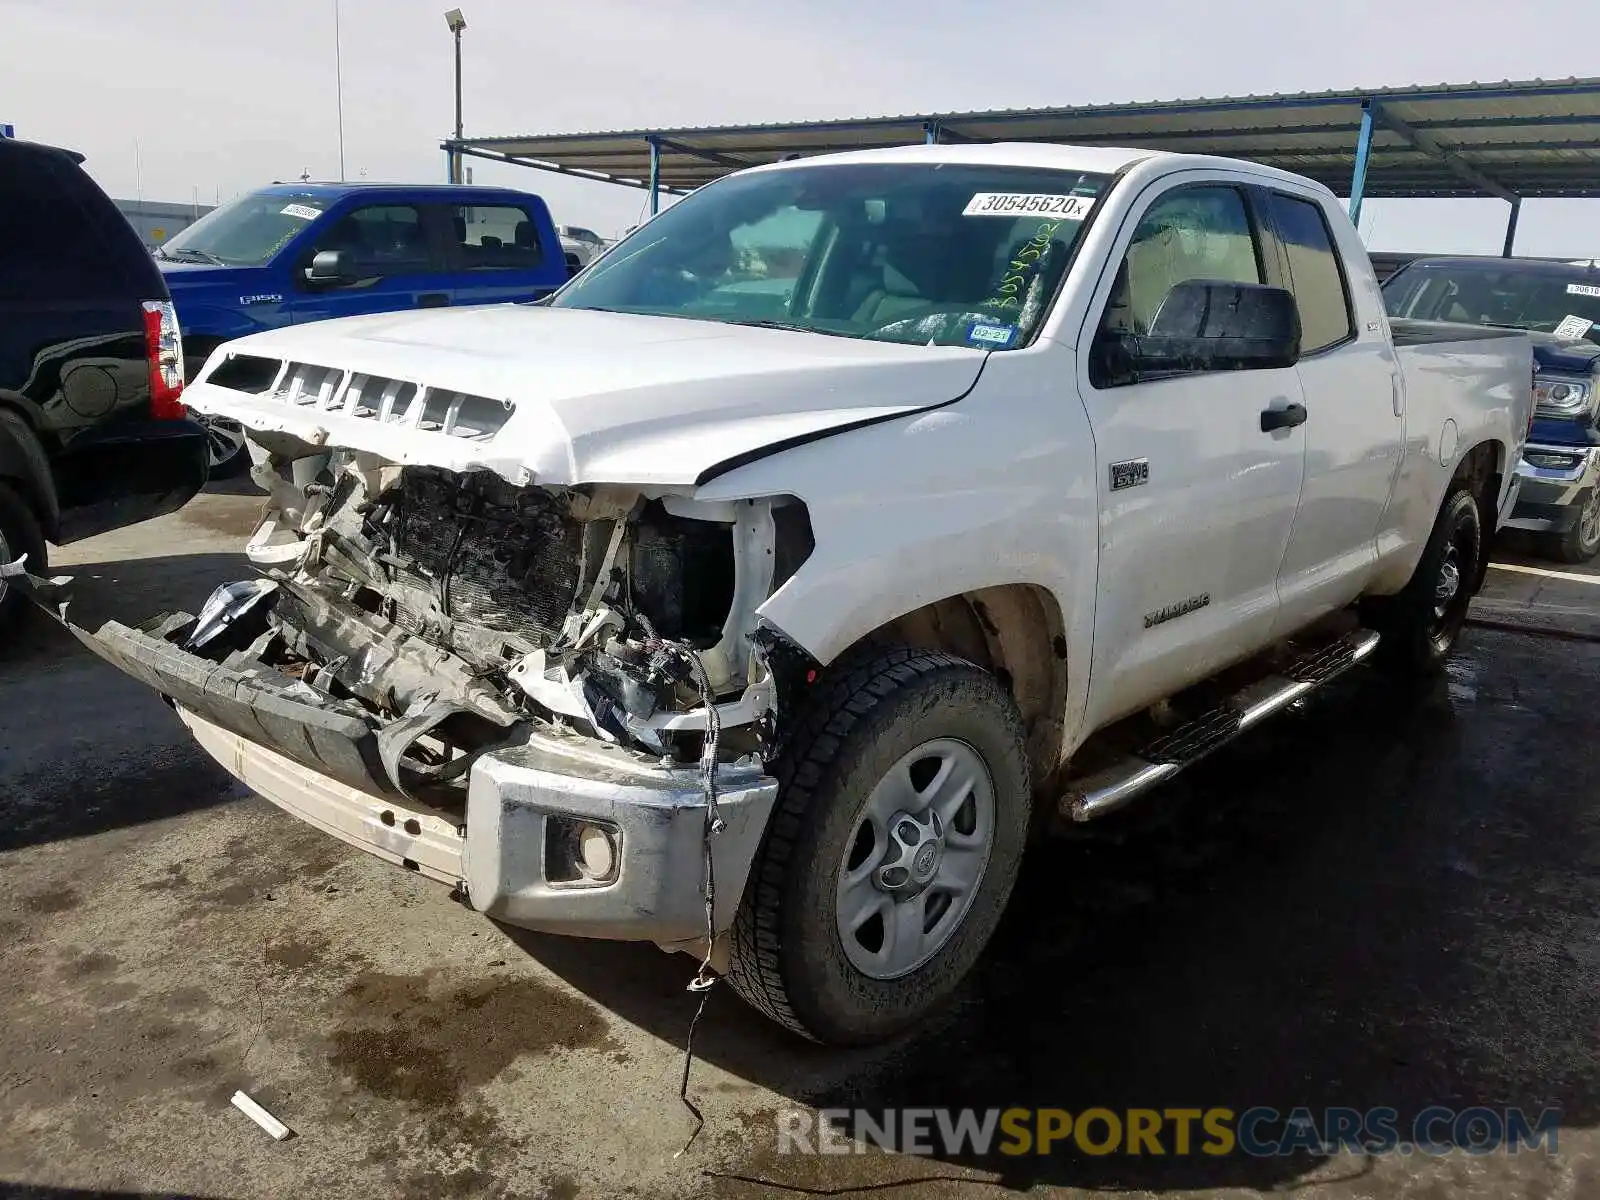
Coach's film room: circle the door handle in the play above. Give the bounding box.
[1260,403,1308,432]
[417,293,450,308]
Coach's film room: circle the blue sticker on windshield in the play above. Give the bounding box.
[968,322,1017,348]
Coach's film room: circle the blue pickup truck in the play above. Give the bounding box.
[156,182,568,473]
[1383,256,1600,562]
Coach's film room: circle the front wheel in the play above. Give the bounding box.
[727,647,1030,1044]
[1361,484,1482,676]
[1547,486,1600,564]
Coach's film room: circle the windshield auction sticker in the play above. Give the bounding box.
[280,203,322,221]
[964,193,1094,218]
[1553,314,1595,340]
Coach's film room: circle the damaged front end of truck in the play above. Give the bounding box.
[16,355,837,954]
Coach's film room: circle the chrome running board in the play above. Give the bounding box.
[1061,629,1382,823]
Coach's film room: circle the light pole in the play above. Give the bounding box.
[334,0,346,180]
[445,9,466,184]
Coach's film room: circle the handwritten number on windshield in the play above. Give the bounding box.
[989,220,1064,311]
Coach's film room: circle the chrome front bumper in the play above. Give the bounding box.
[1506,443,1600,533]
[180,707,778,943]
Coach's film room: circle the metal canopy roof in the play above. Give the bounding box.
[446,78,1600,202]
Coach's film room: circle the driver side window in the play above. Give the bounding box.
[307,204,432,285]
[1098,185,1263,341]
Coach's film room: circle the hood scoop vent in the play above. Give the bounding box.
[205,353,514,442]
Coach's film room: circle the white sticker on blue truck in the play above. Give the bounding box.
[279,203,321,221]
[1566,283,1600,298]
[963,193,1095,219]
[968,322,1018,348]
[1553,314,1595,340]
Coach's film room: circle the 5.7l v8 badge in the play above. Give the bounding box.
[1109,458,1149,491]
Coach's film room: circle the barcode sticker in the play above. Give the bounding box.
[280,203,321,221]
[963,193,1095,219]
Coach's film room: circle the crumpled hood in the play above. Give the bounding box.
[183,304,987,487]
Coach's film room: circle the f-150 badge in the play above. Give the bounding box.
[1109,458,1149,491]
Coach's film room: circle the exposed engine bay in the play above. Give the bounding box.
[186,440,814,803]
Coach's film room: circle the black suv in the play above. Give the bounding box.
[0,138,208,634]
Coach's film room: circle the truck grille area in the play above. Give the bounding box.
[381,470,585,652]
[205,353,514,440]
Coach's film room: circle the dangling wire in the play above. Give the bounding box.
[667,640,724,1158]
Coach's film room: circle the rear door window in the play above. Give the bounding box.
[448,204,544,269]
[0,149,148,302]
[1267,192,1354,353]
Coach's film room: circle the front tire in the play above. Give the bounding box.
[1548,486,1600,564]
[727,647,1030,1045]
[1362,483,1482,676]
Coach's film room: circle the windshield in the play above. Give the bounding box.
[161,191,328,266]
[552,162,1110,349]
[1384,261,1600,344]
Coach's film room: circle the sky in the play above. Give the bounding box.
[3,0,1599,254]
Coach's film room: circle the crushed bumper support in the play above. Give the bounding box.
[18,571,778,943]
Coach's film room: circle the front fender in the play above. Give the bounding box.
[178,302,289,344]
[694,348,1101,751]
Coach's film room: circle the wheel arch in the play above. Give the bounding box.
[832,583,1070,802]
[1453,438,1503,594]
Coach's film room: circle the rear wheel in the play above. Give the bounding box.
[0,480,46,642]
[727,647,1030,1044]
[1362,483,1481,676]
[187,348,249,479]
[1547,486,1600,564]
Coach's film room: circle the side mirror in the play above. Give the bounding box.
[1099,280,1301,385]
[306,249,350,285]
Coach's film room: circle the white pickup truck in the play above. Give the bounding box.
[22,144,1532,1045]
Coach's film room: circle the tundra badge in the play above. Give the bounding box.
[1109,458,1150,491]
[1144,594,1211,629]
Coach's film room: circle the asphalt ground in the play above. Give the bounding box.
[1,483,1596,1200]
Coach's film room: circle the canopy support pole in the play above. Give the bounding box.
[647,136,661,215]
[1349,99,1375,230]
[1503,197,1522,257]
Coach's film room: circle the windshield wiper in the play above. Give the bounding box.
[163,247,226,265]
[722,318,856,339]
[725,318,812,332]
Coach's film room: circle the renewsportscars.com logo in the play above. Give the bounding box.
[776,1106,1561,1158]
